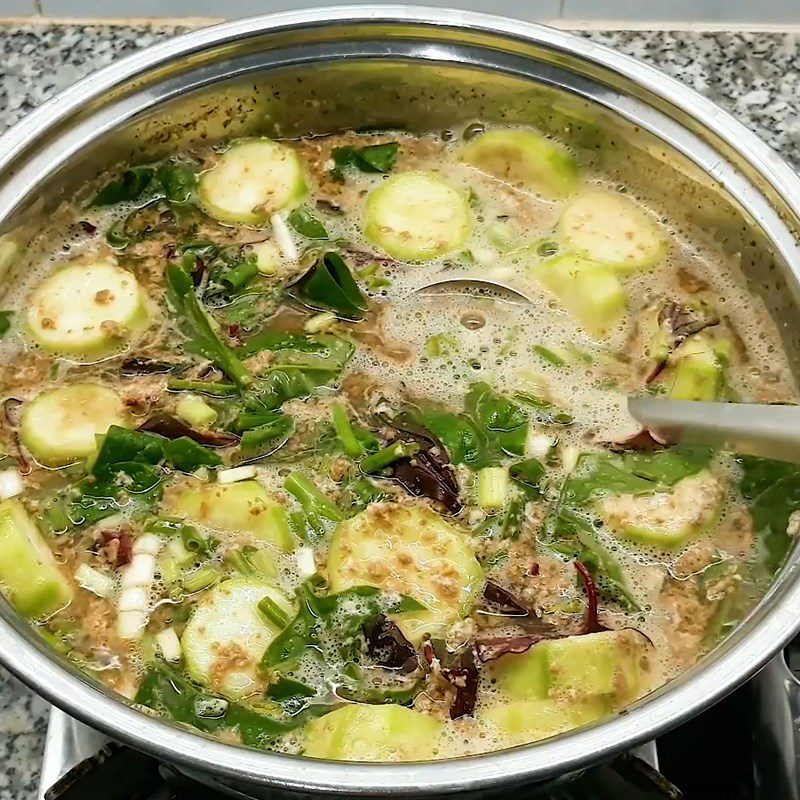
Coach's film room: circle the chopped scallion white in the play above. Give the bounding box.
[218,465,257,485]
[155,627,182,663]
[75,564,116,598]
[296,546,317,578]
[0,469,23,501]
[270,212,298,261]
[303,312,336,334]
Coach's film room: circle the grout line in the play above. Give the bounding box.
[1,14,800,32]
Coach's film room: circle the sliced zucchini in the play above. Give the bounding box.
[656,334,725,401]
[198,139,307,225]
[487,629,650,703]
[167,480,293,552]
[532,254,627,338]
[459,129,579,199]
[326,503,483,642]
[21,384,132,468]
[181,577,293,699]
[558,189,667,270]
[363,171,472,261]
[481,697,610,747]
[303,704,444,762]
[599,470,724,548]
[26,260,149,359]
[0,499,72,618]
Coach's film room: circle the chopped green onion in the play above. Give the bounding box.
[167,379,238,397]
[225,546,278,579]
[258,596,290,629]
[181,564,221,593]
[532,345,566,367]
[159,556,181,585]
[145,516,186,536]
[284,472,344,521]
[331,404,364,459]
[424,334,459,358]
[477,467,508,510]
[224,548,254,575]
[180,524,208,555]
[536,240,559,257]
[360,441,420,474]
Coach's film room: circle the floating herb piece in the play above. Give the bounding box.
[288,207,329,240]
[290,252,367,320]
[331,142,399,181]
[91,163,197,207]
[739,455,800,574]
[136,661,333,749]
[166,262,254,388]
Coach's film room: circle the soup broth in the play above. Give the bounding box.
[0,124,795,761]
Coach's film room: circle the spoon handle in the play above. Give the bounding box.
[627,397,800,464]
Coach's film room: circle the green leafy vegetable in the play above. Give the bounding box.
[331,142,399,181]
[509,458,546,499]
[166,262,254,388]
[237,330,328,359]
[565,446,712,506]
[465,382,528,459]
[290,252,367,320]
[288,207,329,240]
[552,509,640,611]
[91,167,157,207]
[156,164,197,204]
[239,413,295,455]
[53,426,222,531]
[91,163,197,207]
[413,383,529,469]
[512,391,574,426]
[0,311,14,337]
[739,455,800,574]
[135,661,332,749]
[261,580,425,672]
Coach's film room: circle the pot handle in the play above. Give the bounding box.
[751,635,800,800]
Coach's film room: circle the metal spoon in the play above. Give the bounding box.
[627,396,800,464]
[414,278,534,306]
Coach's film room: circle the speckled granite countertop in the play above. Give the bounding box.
[0,23,800,800]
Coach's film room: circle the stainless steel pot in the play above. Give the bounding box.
[1,7,800,798]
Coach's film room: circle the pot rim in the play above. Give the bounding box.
[2,7,800,793]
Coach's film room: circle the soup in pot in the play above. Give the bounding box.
[0,124,795,760]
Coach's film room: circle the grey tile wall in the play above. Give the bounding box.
[0,0,36,16]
